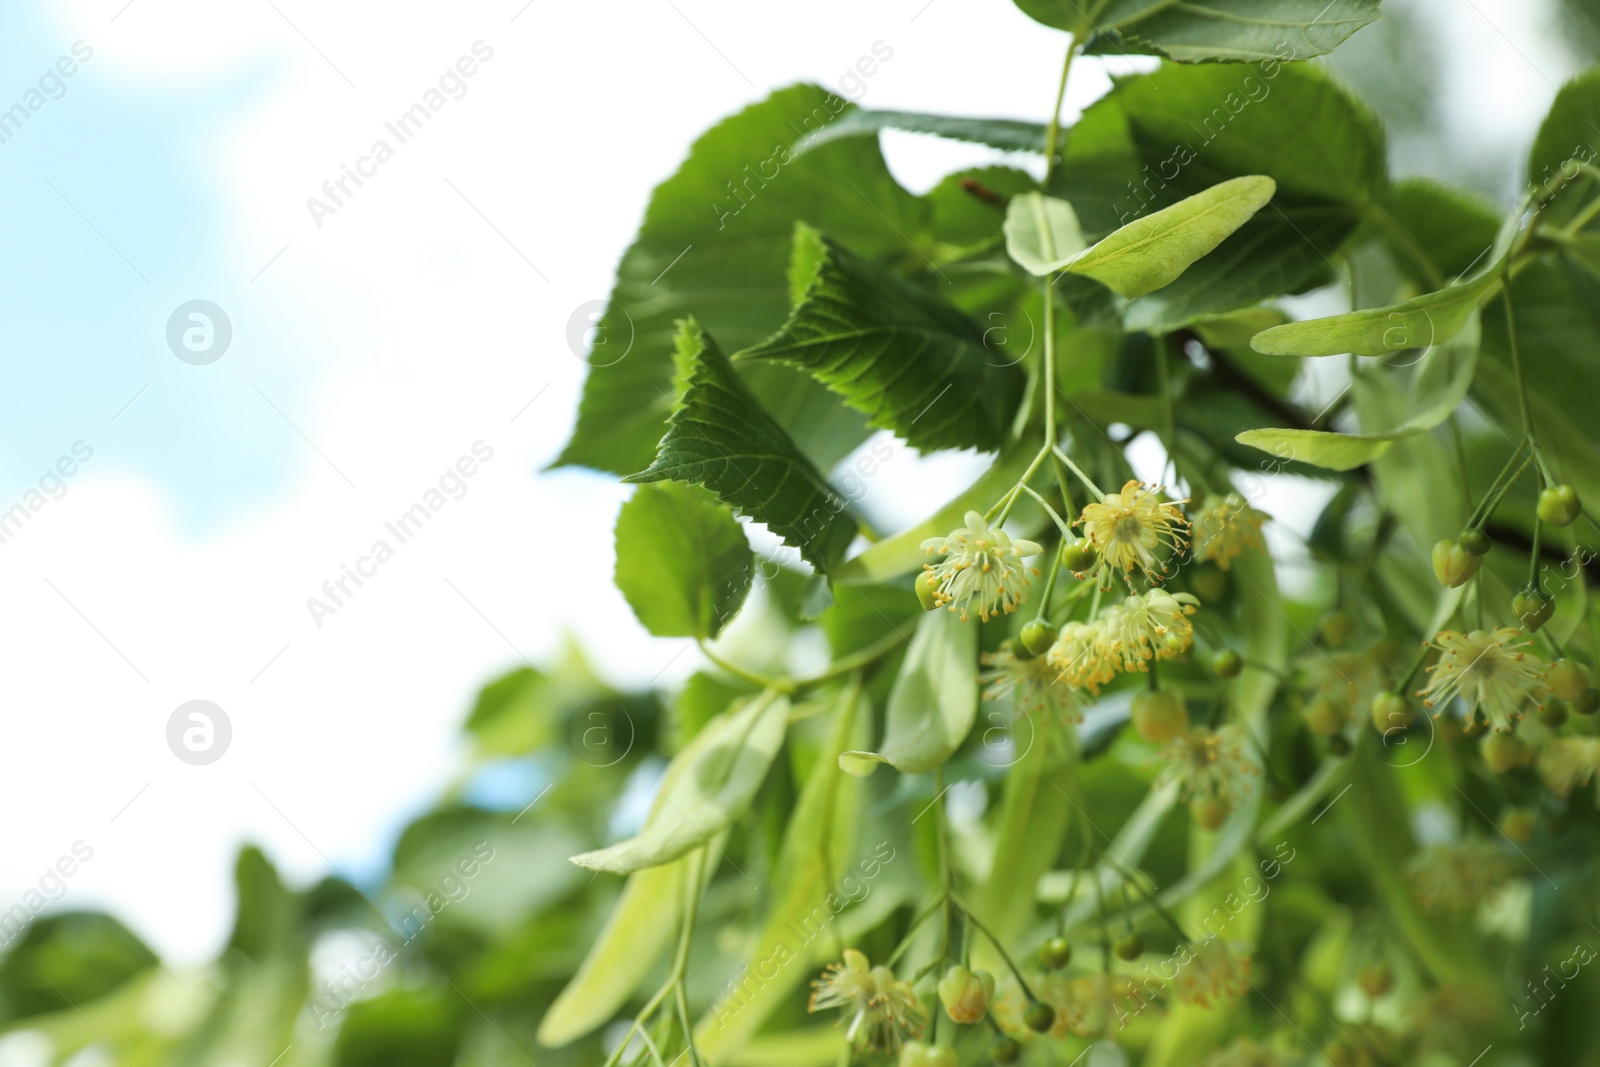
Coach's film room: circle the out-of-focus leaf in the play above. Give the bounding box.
[625,320,857,574]
[614,483,753,639]
[696,684,868,1056]
[740,226,1027,453]
[1381,178,1502,284]
[1068,176,1276,298]
[571,690,790,874]
[1089,0,1382,63]
[879,610,979,774]
[333,987,464,1067]
[0,911,156,1020]
[1528,68,1600,226]
[971,729,1073,946]
[1003,192,1087,275]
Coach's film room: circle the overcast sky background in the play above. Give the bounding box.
[0,0,1583,965]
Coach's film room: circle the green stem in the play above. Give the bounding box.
[1466,450,1533,530]
[1053,444,1105,499]
[1019,484,1074,540]
[952,898,1040,1002]
[886,894,950,967]
[1042,38,1076,186]
[796,631,909,691]
[1110,860,1191,944]
[1528,512,1545,593]
[1157,336,1178,484]
[697,640,790,693]
[1035,539,1066,621]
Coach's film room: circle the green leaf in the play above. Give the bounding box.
[624,320,858,574]
[1055,63,1385,330]
[695,685,868,1057]
[614,483,753,639]
[1066,175,1276,297]
[880,610,978,774]
[740,226,1027,452]
[1236,313,1480,471]
[1380,178,1502,285]
[1528,69,1600,226]
[536,854,702,1046]
[1090,0,1383,63]
[557,85,967,477]
[795,108,1048,156]
[1009,0,1079,31]
[1003,192,1088,275]
[570,689,790,874]
[1250,273,1497,357]
[970,730,1073,946]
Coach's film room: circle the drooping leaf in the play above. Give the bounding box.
[1066,175,1276,297]
[537,853,703,1047]
[1089,0,1383,64]
[739,225,1027,452]
[614,483,754,639]
[1250,273,1496,357]
[1236,313,1480,470]
[879,609,979,774]
[795,108,1048,156]
[696,684,868,1056]
[1527,68,1600,226]
[556,85,936,476]
[1003,192,1088,275]
[625,320,858,574]
[570,689,790,874]
[1055,63,1386,330]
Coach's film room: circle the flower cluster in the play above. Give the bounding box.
[1156,725,1257,827]
[1045,591,1200,693]
[921,511,1044,622]
[809,949,925,1052]
[1077,480,1191,588]
[1419,628,1547,731]
[1403,841,1514,916]
[1172,941,1252,1008]
[980,643,1080,721]
[1190,492,1268,571]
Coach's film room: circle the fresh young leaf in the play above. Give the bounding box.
[625,320,858,574]
[695,685,867,1056]
[795,108,1049,156]
[1250,273,1496,357]
[738,226,1027,453]
[1528,68,1600,226]
[1003,192,1088,275]
[614,483,753,639]
[536,854,700,1047]
[570,689,790,874]
[1056,63,1386,330]
[879,609,979,774]
[1236,313,1480,470]
[1090,0,1382,63]
[556,85,934,476]
[1066,175,1276,297]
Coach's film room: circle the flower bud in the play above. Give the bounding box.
[1114,933,1145,960]
[1576,688,1600,716]
[1501,806,1537,843]
[1304,696,1346,736]
[1039,937,1072,970]
[1458,528,1492,556]
[1371,692,1413,734]
[1020,620,1058,658]
[1539,698,1569,727]
[1513,589,1554,632]
[1321,611,1356,647]
[1023,1001,1056,1033]
[914,570,940,612]
[991,1038,1023,1065]
[1061,538,1099,574]
[1213,649,1242,678]
[1481,732,1531,774]
[1432,539,1481,588]
[937,965,994,1025]
[1538,484,1582,526]
[1547,659,1591,702]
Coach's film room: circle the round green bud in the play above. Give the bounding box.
[1538,484,1583,527]
[1371,691,1414,734]
[1539,698,1569,727]
[1020,620,1059,658]
[1513,589,1555,632]
[1213,649,1243,678]
[1481,732,1530,775]
[1458,528,1492,556]
[1039,936,1072,970]
[915,571,940,612]
[1113,933,1144,961]
[1548,659,1592,702]
[1327,734,1353,757]
[1304,696,1347,737]
[991,1038,1023,1066]
[1575,688,1600,716]
[1061,538,1099,574]
[1023,1001,1056,1033]
[938,964,995,1025]
[1130,688,1189,744]
[898,1043,957,1067]
[1432,539,1482,589]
